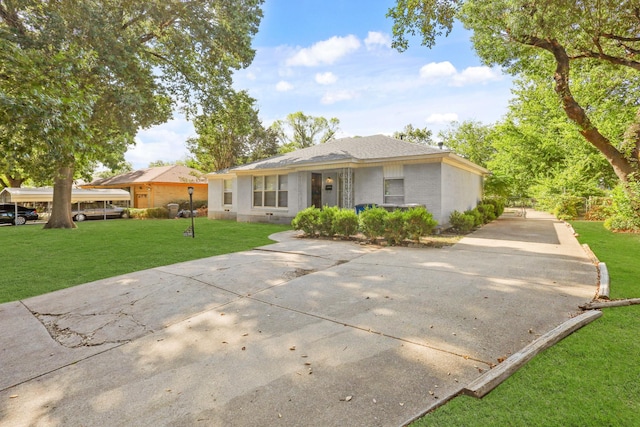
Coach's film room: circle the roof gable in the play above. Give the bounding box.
[89,165,205,186]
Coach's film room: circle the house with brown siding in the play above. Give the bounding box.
[82,165,207,208]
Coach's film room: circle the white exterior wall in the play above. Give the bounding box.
[404,163,443,223]
[440,163,483,225]
[353,167,384,205]
[207,177,237,220]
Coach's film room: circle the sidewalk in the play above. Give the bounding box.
[0,211,598,426]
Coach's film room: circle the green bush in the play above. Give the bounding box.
[318,205,340,237]
[404,207,438,242]
[464,208,483,227]
[476,203,496,223]
[359,207,388,241]
[291,206,321,236]
[449,210,475,234]
[552,195,584,220]
[332,209,359,237]
[604,215,640,232]
[383,209,408,245]
[127,207,169,219]
[604,181,640,231]
[483,198,506,217]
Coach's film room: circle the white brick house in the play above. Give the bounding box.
[206,135,488,226]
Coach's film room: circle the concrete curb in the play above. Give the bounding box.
[581,243,610,300]
[598,262,610,299]
[461,310,603,398]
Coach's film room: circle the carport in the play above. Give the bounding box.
[0,187,131,220]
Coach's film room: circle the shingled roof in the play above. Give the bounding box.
[89,165,205,186]
[224,134,450,173]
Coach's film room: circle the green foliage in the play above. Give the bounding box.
[482,198,505,217]
[383,209,408,246]
[359,207,388,241]
[464,208,483,227]
[392,124,433,145]
[604,182,640,232]
[318,206,340,237]
[476,203,496,223]
[449,210,475,234]
[332,209,359,237]
[128,207,169,219]
[271,112,340,152]
[404,207,438,242]
[187,90,279,172]
[438,120,494,167]
[553,196,585,221]
[291,206,321,236]
[1,0,263,227]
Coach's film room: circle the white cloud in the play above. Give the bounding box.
[286,35,361,67]
[426,113,459,124]
[315,72,338,85]
[419,61,457,80]
[451,66,502,86]
[365,31,391,50]
[276,80,293,91]
[321,90,357,105]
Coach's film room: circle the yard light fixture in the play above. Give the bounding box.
[187,186,195,238]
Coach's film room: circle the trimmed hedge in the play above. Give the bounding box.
[291,205,439,243]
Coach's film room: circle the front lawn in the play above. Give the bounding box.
[0,218,289,303]
[411,221,640,426]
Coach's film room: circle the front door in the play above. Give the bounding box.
[311,173,322,208]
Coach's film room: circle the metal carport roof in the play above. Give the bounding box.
[0,187,131,203]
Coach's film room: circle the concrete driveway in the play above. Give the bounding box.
[0,210,598,426]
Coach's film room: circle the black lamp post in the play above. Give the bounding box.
[187,186,195,238]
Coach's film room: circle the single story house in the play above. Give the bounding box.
[82,165,207,209]
[207,135,489,226]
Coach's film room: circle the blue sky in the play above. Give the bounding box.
[127,0,513,170]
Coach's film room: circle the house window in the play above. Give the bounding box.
[253,175,288,208]
[223,179,232,205]
[384,178,404,204]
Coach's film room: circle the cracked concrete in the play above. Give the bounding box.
[0,210,598,426]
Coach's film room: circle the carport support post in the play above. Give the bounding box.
[188,186,195,238]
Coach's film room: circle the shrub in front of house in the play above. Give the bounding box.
[318,205,340,237]
[476,203,496,223]
[383,209,408,246]
[332,208,359,237]
[404,206,438,242]
[464,208,483,227]
[127,207,169,219]
[482,198,505,217]
[449,210,475,233]
[359,206,388,241]
[291,206,321,236]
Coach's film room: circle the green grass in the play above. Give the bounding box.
[412,221,640,426]
[0,218,289,303]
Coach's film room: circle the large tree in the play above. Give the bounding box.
[187,90,278,171]
[392,124,433,145]
[388,0,640,189]
[271,112,340,152]
[0,0,262,228]
[438,120,493,167]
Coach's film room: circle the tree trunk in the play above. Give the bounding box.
[44,164,77,229]
[544,39,639,183]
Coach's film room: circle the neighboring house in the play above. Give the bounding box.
[82,165,207,209]
[207,135,489,227]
